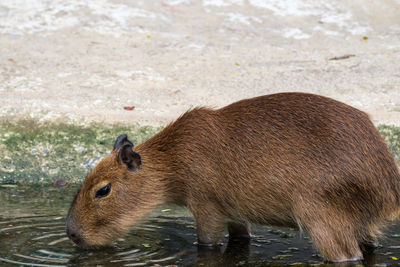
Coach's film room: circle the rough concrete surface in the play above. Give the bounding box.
[1,0,399,126]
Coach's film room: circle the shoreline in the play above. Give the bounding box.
[0,117,399,185]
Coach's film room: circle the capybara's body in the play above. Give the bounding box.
[66,93,400,262]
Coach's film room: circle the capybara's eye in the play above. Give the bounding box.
[95,183,111,198]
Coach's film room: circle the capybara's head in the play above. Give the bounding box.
[66,134,157,248]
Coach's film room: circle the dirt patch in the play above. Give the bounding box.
[0,0,399,126]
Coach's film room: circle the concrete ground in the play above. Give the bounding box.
[1,0,399,126]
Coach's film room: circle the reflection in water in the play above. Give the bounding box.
[196,237,251,267]
[0,186,400,266]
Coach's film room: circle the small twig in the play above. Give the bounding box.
[329,54,356,61]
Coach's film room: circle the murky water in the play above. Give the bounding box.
[1,186,400,266]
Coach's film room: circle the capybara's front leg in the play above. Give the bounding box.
[190,202,226,246]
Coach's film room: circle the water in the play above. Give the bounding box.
[1,186,400,266]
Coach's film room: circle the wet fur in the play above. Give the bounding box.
[67,93,400,261]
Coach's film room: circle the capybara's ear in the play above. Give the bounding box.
[118,142,142,172]
[113,134,133,150]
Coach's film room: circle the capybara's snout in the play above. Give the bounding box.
[65,214,88,248]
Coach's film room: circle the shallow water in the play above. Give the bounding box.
[1,186,400,266]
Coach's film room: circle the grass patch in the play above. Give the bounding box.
[0,118,399,185]
[378,125,400,163]
[0,118,161,184]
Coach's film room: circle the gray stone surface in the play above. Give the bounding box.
[1,0,399,125]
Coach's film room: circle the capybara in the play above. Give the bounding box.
[66,92,400,262]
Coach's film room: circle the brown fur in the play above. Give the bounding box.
[66,92,400,262]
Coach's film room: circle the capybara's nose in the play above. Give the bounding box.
[66,220,82,245]
[66,226,80,243]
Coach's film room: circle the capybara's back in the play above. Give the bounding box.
[67,93,400,262]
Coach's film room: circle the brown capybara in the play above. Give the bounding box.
[66,92,400,262]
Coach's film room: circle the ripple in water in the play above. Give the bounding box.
[1,213,400,266]
[0,215,195,266]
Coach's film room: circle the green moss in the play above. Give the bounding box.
[378,125,400,163]
[0,118,399,185]
[0,118,161,184]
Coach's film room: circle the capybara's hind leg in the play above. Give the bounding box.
[307,223,363,262]
[228,221,250,239]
